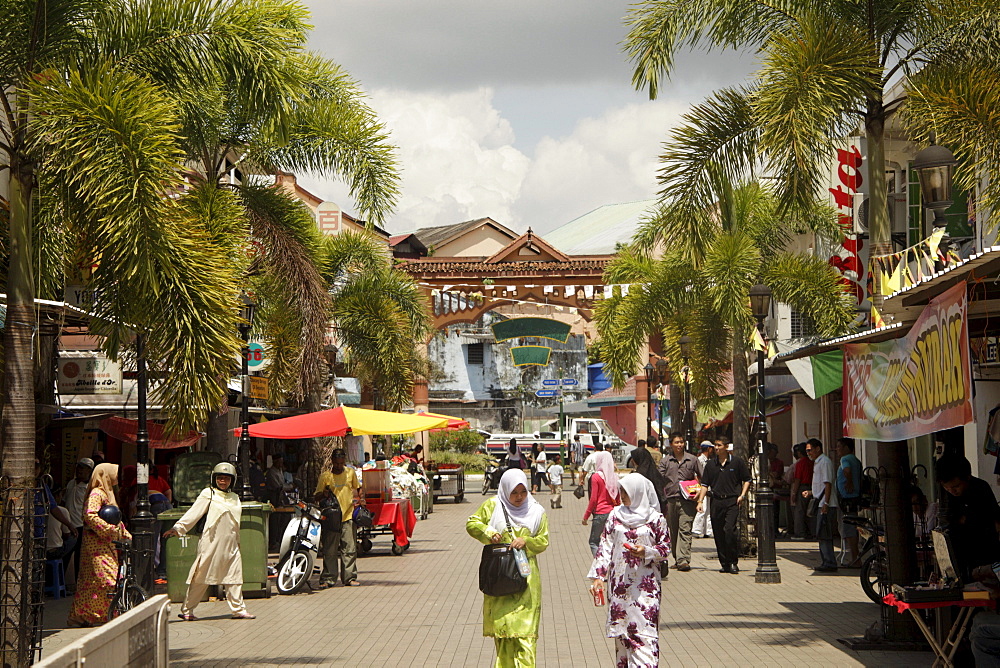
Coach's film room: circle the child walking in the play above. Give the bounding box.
[547,454,564,509]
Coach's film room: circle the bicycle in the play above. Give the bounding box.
[107,539,148,621]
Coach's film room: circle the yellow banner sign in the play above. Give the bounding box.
[843,282,972,441]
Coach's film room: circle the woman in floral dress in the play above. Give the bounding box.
[68,463,130,627]
[467,468,549,667]
[588,473,671,667]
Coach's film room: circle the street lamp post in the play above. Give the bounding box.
[913,141,958,232]
[750,283,780,584]
[655,357,668,448]
[643,362,655,442]
[238,293,256,501]
[678,336,693,453]
[130,334,155,591]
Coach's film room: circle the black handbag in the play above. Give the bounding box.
[573,485,586,499]
[478,503,528,597]
[353,505,375,529]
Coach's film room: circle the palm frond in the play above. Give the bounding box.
[240,183,331,400]
[903,63,1000,223]
[624,0,800,98]
[754,17,881,212]
[763,253,856,336]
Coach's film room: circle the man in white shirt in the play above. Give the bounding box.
[62,457,94,579]
[802,438,839,572]
[693,442,714,538]
[547,455,564,509]
[531,445,548,493]
[580,443,602,489]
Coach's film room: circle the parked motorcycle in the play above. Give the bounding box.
[843,513,887,605]
[275,501,341,595]
[482,457,503,495]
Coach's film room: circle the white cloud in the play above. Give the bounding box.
[299,89,688,235]
[520,102,688,232]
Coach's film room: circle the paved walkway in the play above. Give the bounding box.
[41,487,934,667]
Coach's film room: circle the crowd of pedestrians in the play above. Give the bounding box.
[471,433,870,667]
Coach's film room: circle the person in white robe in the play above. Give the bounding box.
[164,462,255,620]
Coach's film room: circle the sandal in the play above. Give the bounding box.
[177,613,197,622]
[232,612,256,620]
[66,616,92,628]
[344,581,360,587]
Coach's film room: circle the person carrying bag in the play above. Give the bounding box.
[467,469,549,668]
[479,500,527,597]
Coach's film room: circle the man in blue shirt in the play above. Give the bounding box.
[835,438,862,566]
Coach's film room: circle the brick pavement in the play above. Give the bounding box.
[41,487,935,667]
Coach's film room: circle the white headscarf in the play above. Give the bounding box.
[490,469,544,536]
[612,473,662,529]
[593,451,619,499]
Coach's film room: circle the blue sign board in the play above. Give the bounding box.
[561,378,579,386]
[535,389,559,398]
[542,379,559,386]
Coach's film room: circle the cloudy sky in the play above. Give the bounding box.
[299,1,756,234]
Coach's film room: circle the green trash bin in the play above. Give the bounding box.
[161,451,222,603]
[160,451,273,600]
[239,501,272,599]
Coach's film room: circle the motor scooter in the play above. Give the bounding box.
[481,456,503,495]
[275,501,341,594]
[843,513,887,605]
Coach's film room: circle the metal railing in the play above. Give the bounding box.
[0,479,46,667]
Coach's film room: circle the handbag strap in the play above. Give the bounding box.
[499,500,515,537]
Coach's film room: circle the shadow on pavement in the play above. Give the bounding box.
[170,648,336,666]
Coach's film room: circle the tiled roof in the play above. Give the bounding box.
[399,258,608,275]
[587,375,640,405]
[414,218,517,249]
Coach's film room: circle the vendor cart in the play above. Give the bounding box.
[356,497,417,556]
[430,465,465,503]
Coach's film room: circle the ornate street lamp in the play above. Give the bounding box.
[750,283,780,583]
[131,334,154,591]
[655,356,669,448]
[913,142,958,230]
[643,362,655,442]
[238,292,256,501]
[678,335,694,452]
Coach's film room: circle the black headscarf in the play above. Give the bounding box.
[630,446,666,504]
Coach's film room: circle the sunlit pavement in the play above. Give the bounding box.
[41,485,933,667]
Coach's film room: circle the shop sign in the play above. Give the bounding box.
[843,282,972,441]
[971,337,1000,365]
[826,138,869,323]
[58,357,122,395]
[249,376,269,400]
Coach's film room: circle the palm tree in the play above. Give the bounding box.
[624,2,1000,613]
[0,1,396,658]
[595,176,853,460]
[176,44,400,408]
[624,0,1000,296]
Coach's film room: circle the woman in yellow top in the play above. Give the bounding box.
[467,468,549,668]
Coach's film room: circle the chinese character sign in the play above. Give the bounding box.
[58,357,123,395]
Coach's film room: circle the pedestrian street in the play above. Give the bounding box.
[42,485,933,667]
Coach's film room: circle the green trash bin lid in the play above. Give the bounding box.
[172,451,223,504]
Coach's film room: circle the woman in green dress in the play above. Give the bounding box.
[467,468,549,667]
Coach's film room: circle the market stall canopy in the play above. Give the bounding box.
[234,406,449,439]
[99,416,202,449]
[417,412,470,431]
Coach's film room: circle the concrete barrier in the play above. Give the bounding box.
[36,594,169,668]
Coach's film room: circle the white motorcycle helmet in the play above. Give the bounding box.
[211,462,238,490]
